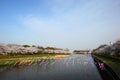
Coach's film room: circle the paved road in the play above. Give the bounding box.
[0,54,102,80]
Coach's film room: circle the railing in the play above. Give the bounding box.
[92,55,120,80]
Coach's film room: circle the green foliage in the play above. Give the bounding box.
[32,45,36,47]
[94,54,120,77]
[46,46,55,50]
[73,50,81,52]
[23,45,30,47]
[0,54,57,67]
[37,46,44,49]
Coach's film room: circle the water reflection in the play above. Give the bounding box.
[0,54,102,80]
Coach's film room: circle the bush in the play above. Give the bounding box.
[23,45,30,47]
[32,45,36,47]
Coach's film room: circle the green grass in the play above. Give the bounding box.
[94,54,120,77]
[0,53,55,59]
[0,53,68,67]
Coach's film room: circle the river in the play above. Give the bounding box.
[0,54,102,80]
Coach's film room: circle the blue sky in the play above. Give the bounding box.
[0,0,120,50]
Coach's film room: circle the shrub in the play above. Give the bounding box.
[23,45,30,47]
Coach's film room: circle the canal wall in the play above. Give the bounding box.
[92,55,120,80]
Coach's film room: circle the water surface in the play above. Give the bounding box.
[0,54,102,80]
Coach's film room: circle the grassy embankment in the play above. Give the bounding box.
[94,54,120,77]
[0,54,70,67]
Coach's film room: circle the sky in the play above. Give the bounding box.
[0,0,120,50]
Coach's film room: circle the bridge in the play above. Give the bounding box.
[73,50,90,54]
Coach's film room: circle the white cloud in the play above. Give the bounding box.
[20,0,120,33]
[18,0,120,49]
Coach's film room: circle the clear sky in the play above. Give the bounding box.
[0,0,120,50]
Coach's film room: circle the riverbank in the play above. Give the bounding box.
[0,54,70,67]
[94,54,120,78]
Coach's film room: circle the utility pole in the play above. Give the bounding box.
[109,42,111,46]
[109,41,112,52]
